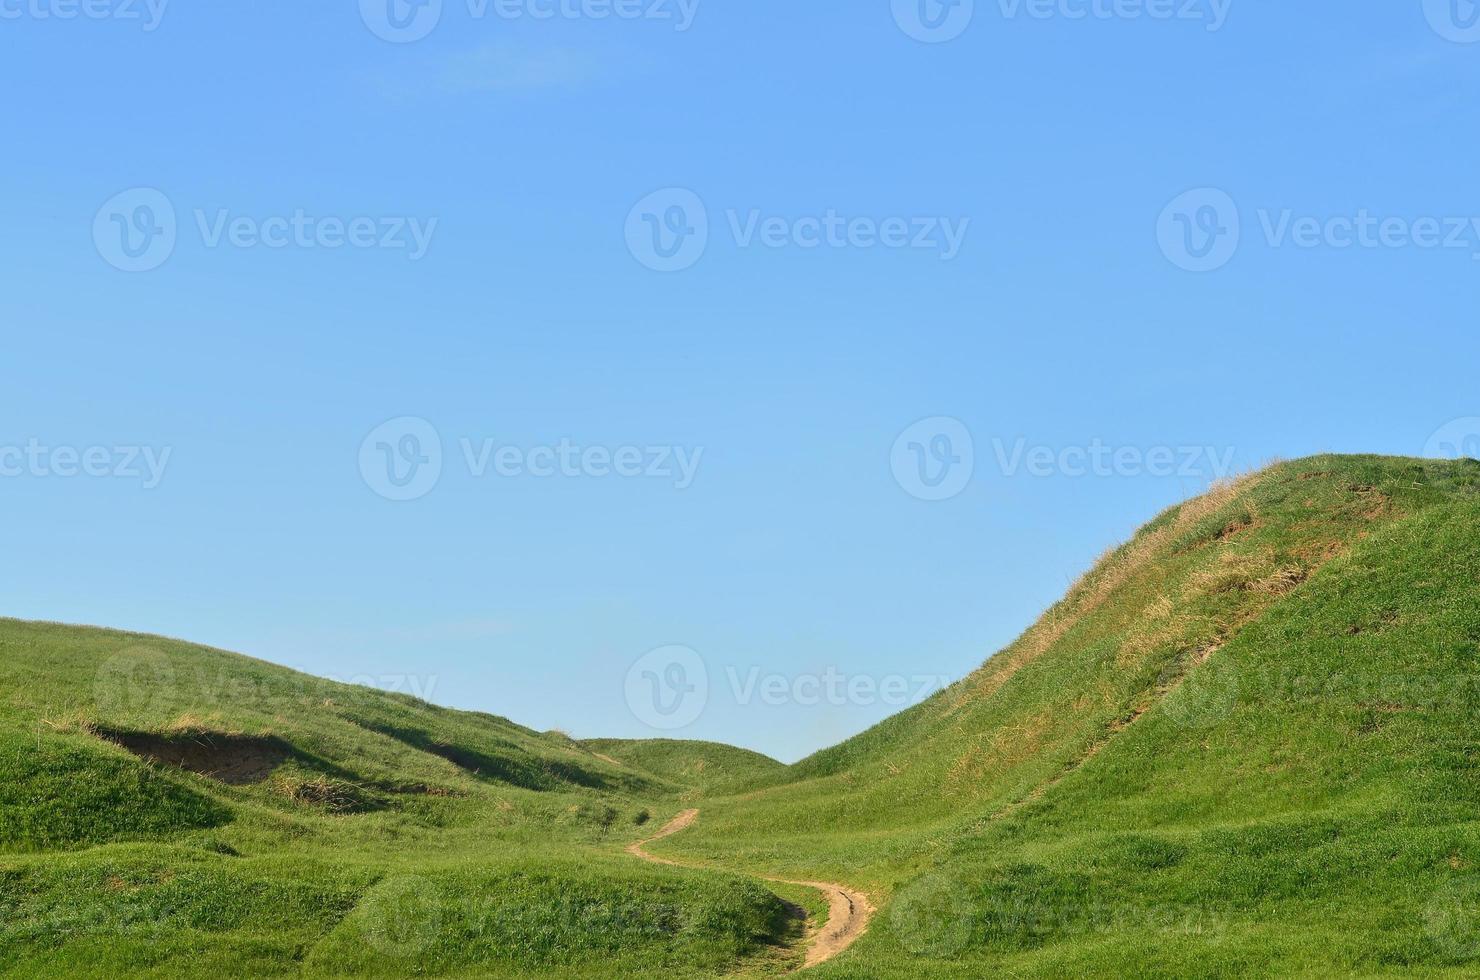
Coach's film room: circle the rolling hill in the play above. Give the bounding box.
[4,454,1479,977]
[0,620,804,977]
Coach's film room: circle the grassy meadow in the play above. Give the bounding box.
[0,621,805,977]
[5,455,1480,976]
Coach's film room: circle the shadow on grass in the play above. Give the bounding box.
[90,726,460,813]
[343,715,617,793]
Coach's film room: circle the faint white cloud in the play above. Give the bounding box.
[261,618,516,653]
[438,42,599,93]
[390,618,517,641]
[363,42,606,103]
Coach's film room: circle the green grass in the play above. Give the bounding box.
[577,739,787,799]
[0,620,798,977]
[5,455,1480,977]
[652,455,1480,977]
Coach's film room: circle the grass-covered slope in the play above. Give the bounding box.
[579,738,787,799]
[6,454,1480,978]
[0,620,801,978]
[651,455,1480,977]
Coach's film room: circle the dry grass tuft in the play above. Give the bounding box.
[945,471,1264,714]
[1183,549,1310,599]
[39,708,92,734]
[946,708,1054,792]
[271,774,371,813]
[165,712,235,734]
[1251,565,1309,595]
[1184,550,1268,596]
[1117,613,1195,670]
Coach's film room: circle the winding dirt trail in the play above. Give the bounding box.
[626,809,874,970]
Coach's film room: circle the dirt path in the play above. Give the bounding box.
[624,808,699,868]
[626,809,874,971]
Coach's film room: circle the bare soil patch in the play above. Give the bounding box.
[95,728,291,785]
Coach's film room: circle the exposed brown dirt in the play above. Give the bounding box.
[626,809,874,971]
[94,728,290,785]
[624,807,699,867]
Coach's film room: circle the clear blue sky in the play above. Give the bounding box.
[3,3,1478,762]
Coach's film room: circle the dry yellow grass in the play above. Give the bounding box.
[943,471,1262,715]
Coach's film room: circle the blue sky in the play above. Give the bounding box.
[3,2,1478,761]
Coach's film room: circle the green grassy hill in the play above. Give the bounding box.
[578,739,786,799]
[0,621,802,977]
[5,455,1480,977]
[655,455,1480,976]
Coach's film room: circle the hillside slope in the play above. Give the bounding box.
[648,455,1480,977]
[579,738,786,799]
[0,621,802,977]
[4,455,1479,978]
